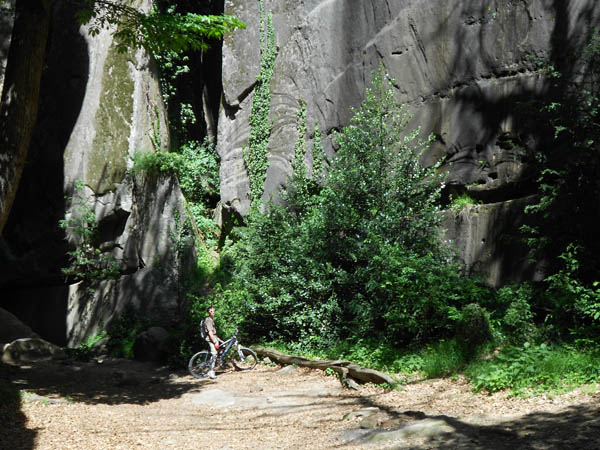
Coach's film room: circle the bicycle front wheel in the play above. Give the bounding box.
[232,347,257,371]
[188,351,211,379]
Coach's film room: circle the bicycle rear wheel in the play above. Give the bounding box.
[232,347,257,370]
[188,351,211,378]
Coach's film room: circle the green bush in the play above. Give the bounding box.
[219,66,492,349]
[422,339,467,378]
[65,332,108,361]
[132,138,219,204]
[467,343,600,396]
[455,303,493,352]
[496,283,536,343]
[106,311,151,358]
[60,180,120,282]
[450,193,480,211]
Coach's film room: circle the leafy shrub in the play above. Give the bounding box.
[544,245,600,326]
[133,138,219,204]
[519,36,600,336]
[60,180,120,282]
[65,332,108,361]
[450,193,480,211]
[497,283,536,343]
[467,343,600,396]
[106,311,151,358]
[220,66,492,349]
[422,339,467,378]
[455,303,493,352]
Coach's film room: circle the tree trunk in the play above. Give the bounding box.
[0,0,55,234]
[252,346,399,387]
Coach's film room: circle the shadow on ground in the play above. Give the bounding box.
[348,394,600,449]
[2,357,205,406]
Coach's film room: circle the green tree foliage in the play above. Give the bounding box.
[133,138,219,204]
[59,180,120,282]
[74,0,245,54]
[0,0,242,235]
[518,34,600,337]
[224,67,491,348]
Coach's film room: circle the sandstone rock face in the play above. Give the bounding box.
[218,0,600,284]
[0,2,192,346]
[441,196,545,287]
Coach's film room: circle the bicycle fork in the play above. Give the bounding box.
[235,342,246,361]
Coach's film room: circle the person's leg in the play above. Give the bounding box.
[208,341,217,379]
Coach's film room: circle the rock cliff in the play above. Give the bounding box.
[218,0,600,286]
[0,2,192,346]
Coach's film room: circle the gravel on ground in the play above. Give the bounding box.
[1,358,599,449]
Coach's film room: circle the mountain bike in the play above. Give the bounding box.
[188,329,257,379]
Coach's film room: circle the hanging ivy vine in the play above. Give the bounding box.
[244,0,277,204]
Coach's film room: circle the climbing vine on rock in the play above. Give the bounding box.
[59,180,120,283]
[244,0,277,204]
[292,99,307,182]
[312,123,326,182]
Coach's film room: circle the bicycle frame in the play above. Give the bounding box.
[215,336,238,363]
[213,331,246,366]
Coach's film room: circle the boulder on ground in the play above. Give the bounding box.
[2,338,66,365]
[132,326,169,362]
[0,307,39,347]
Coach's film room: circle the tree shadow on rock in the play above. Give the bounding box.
[347,393,599,449]
[438,0,600,286]
[410,404,600,450]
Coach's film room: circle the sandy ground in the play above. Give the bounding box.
[1,357,599,450]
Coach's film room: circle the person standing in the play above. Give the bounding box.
[204,306,222,379]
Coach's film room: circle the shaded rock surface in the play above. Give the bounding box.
[218,0,600,285]
[0,307,39,346]
[0,1,192,347]
[0,0,13,92]
[132,326,170,362]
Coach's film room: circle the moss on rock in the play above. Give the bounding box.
[87,43,135,194]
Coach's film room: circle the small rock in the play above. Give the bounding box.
[343,407,380,421]
[132,327,170,362]
[2,338,66,365]
[190,389,236,408]
[276,365,298,375]
[366,419,455,442]
[360,413,387,429]
[248,385,264,393]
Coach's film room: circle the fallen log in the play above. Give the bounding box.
[251,346,398,387]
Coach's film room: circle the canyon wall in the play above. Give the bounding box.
[0,2,192,346]
[218,0,600,286]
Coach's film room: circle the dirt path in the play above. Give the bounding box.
[2,358,599,449]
